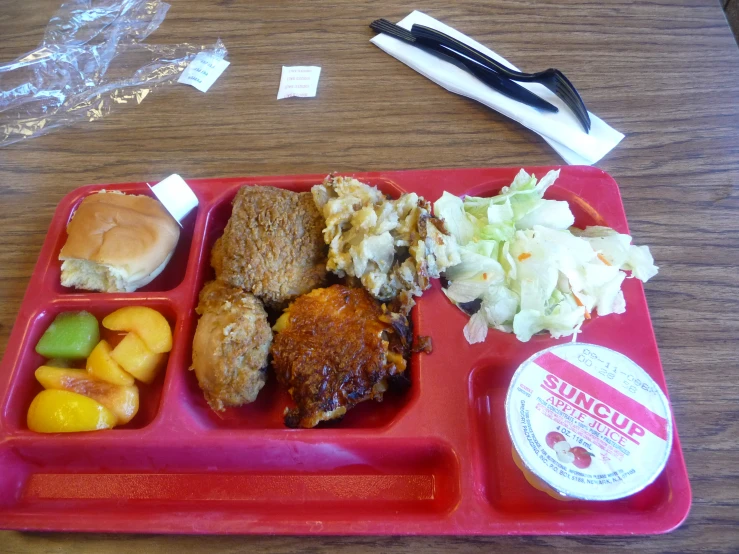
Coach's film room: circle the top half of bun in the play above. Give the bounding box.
[59,192,180,275]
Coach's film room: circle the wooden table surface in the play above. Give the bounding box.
[1,0,738,552]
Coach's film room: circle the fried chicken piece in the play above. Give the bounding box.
[211,186,327,308]
[191,280,272,411]
[271,285,412,428]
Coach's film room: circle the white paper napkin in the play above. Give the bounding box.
[370,11,624,165]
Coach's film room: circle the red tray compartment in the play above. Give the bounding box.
[0,166,691,534]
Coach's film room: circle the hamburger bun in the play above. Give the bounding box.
[59,191,180,292]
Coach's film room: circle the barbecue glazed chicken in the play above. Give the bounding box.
[271,284,412,428]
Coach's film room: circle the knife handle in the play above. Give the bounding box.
[413,36,559,113]
[411,24,528,80]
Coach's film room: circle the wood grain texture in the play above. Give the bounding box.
[1,0,739,551]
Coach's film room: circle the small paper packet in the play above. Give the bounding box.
[277,66,322,99]
[178,51,230,93]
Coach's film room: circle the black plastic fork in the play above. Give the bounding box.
[410,23,591,133]
[370,19,559,114]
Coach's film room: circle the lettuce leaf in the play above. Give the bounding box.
[433,192,476,246]
[434,169,659,343]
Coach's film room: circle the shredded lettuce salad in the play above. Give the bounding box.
[434,169,658,343]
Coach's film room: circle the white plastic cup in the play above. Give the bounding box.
[505,343,673,501]
[147,174,199,226]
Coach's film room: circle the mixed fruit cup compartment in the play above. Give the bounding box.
[3,300,179,433]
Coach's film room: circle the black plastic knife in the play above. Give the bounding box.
[370,19,559,114]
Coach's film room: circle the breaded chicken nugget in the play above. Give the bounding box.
[191,280,272,411]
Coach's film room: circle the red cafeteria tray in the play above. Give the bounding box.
[0,166,691,535]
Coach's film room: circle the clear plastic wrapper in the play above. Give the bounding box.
[0,0,227,146]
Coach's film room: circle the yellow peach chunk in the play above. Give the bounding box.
[111,332,165,384]
[35,366,139,425]
[102,307,172,353]
[86,340,135,386]
[27,389,115,433]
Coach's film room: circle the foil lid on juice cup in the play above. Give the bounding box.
[147,174,198,226]
[505,343,673,501]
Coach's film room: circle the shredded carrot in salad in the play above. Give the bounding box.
[597,253,611,266]
[573,294,591,319]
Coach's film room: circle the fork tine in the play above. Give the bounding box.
[554,81,590,128]
[555,76,590,124]
[554,71,591,131]
[552,77,589,128]
[556,85,591,132]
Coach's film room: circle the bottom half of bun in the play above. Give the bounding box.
[60,251,174,293]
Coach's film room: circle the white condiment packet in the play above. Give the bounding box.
[148,174,199,226]
[370,11,624,165]
[178,51,230,93]
[277,66,321,99]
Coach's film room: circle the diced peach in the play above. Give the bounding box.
[101,328,128,349]
[86,340,135,386]
[111,332,165,384]
[27,390,115,433]
[35,366,139,425]
[102,307,172,353]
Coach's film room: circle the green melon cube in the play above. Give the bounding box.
[45,358,75,368]
[35,311,100,359]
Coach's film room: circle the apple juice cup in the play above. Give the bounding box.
[505,343,673,501]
